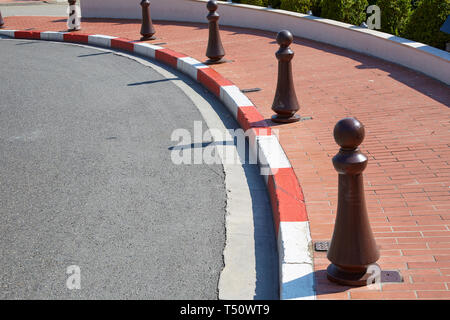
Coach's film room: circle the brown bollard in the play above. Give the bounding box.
[327,117,380,286]
[140,0,156,41]
[271,30,300,123]
[205,0,225,64]
[0,10,4,28]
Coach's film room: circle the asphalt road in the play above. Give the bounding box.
[0,39,227,299]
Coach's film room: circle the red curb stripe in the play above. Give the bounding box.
[197,68,233,97]
[237,106,270,131]
[110,38,134,52]
[63,33,89,43]
[14,31,41,40]
[268,167,308,235]
[155,48,187,68]
[249,127,273,136]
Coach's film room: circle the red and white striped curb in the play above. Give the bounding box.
[0,29,315,300]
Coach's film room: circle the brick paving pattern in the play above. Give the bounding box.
[1,15,449,299]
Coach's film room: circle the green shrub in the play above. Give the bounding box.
[410,0,421,9]
[268,0,282,8]
[320,0,369,25]
[310,0,322,16]
[402,0,450,50]
[376,0,411,35]
[280,0,313,13]
[239,0,268,6]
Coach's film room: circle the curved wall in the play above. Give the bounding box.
[80,0,450,89]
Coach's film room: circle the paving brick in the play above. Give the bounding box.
[350,290,417,300]
[416,291,450,299]
[411,275,450,283]
[381,283,446,291]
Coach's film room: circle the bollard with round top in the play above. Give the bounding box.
[205,0,226,64]
[271,30,300,123]
[140,0,156,41]
[67,0,81,32]
[326,117,380,286]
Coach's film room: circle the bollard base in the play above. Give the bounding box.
[271,114,300,123]
[326,263,372,287]
[204,57,230,65]
[68,28,81,32]
[140,35,157,41]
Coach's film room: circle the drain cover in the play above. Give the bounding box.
[381,270,403,283]
[314,241,330,252]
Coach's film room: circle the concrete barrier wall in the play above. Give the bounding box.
[80,0,450,84]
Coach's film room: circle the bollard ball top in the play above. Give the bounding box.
[207,0,218,11]
[333,117,365,149]
[276,30,293,47]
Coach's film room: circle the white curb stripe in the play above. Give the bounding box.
[0,30,17,38]
[88,34,117,48]
[279,221,313,264]
[280,263,316,300]
[255,135,292,170]
[177,56,209,81]
[278,221,315,300]
[40,31,65,42]
[134,42,163,59]
[220,85,254,118]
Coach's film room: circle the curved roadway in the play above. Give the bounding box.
[0,39,227,299]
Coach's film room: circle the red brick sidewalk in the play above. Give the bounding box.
[2,16,450,300]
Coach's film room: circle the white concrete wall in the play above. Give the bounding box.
[80,0,450,84]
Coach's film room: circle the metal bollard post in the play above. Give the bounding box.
[67,0,81,32]
[271,30,300,123]
[205,0,225,64]
[140,0,156,41]
[326,117,380,286]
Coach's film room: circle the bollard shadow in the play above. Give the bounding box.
[283,269,351,299]
[168,140,234,151]
[15,41,40,45]
[286,268,404,299]
[78,52,111,58]
[259,117,314,128]
[312,269,354,298]
[127,77,179,86]
[264,119,291,128]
